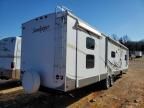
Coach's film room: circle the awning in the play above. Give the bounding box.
[76,20,102,39]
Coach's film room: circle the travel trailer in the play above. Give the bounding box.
[135,51,142,58]
[0,37,21,80]
[21,7,129,93]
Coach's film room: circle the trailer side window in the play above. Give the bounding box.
[125,55,127,60]
[86,54,95,68]
[111,51,115,58]
[86,37,95,50]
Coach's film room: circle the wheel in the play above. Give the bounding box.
[110,75,114,86]
[103,76,110,89]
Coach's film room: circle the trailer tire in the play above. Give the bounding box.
[103,76,110,89]
[110,75,114,86]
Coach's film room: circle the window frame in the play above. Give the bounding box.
[125,55,127,60]
[86,37,95,50]
[86,54,95,69]
[111,51,116,58]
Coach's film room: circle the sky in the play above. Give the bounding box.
[0,0,144,41]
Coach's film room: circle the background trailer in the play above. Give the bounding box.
[21,8,129,93]
[0,37,21,80]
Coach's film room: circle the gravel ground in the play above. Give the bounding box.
[0,58,144,108]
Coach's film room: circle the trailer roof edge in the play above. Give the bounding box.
[66,11,102,38]
[107,37,128,50]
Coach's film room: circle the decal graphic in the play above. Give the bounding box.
[33,25,49,33]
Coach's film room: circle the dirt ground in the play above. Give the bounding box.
[0,58,144,108]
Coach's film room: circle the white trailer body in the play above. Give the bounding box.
[21,11,128,93]
[0,37,21,79]
[107,38,129,75]
[135,51,142,58]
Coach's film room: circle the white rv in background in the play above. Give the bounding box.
[0,37,21,80]
[21,7,129,93]
[135,51,142,58]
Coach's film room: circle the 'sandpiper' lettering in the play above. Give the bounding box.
[33,25,49,33]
